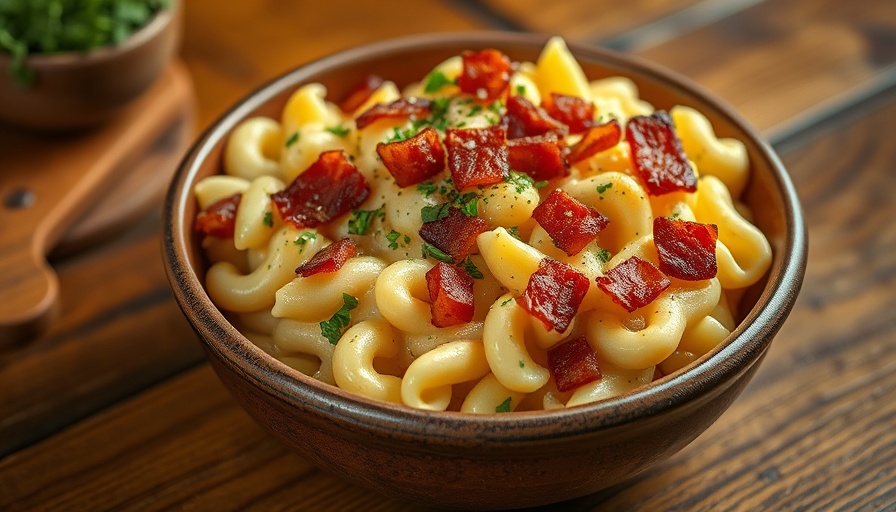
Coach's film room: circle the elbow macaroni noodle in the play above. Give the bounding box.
[195,37,772,412]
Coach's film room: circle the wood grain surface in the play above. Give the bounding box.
[1,0,894,510]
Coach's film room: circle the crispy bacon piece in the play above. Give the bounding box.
[596,256,671,313]
[547,336,602,392]
[271,150,369,228]
[506,133,569,181]
[626,111,697,195]
[542,93,595,134]
[419,207,489,263]
[566,119,622,165]
[445,126,509,189]
[355,98,432,130]
[295,237,358,277]
[426,261,475,327]
[532,189,609,256]
[339,74,384,113]
[195,193,241,238]
[504,95,567,139]
[517,258,590,333]
[377,127,446,188]
[456,48,513,103]
[653,217,719,281]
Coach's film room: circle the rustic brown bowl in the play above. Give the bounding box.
[163,32,807,510]
[0,0,180,131]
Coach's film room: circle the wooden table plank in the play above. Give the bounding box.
[468,0,705,41]
[633,0,896,138]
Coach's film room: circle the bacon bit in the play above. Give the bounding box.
[295,237,358,277]
[596,256,671,313]
[547,336,602,392]
[419,207,489,263]
[445,126,509,189]
[653,217,719,281]
[456,49,513,103]
[426,261,475,327]
[626,111,697,195]
[517,258,590,333]
[339,74,384,113]
[566,118,622,165]
[271,150,370,229]
[542,93,595,134]
[355,97,432,130]
[532,189,609,256]
[506,133,569,181]
[195,193,241,238]
[377,127,446,188]
[504,95,567,139]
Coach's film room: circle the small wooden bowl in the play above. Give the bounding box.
[0,1,180,131]
[163,32,807,510]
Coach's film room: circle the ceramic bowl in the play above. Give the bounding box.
[163,32,807,510]
[0,1,180,131]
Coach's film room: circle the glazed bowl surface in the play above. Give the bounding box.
[163,32,806,510]
[0,1,180,131]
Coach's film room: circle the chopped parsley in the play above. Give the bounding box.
[595,247,612,264]
[461,257,483,279]
[385,230,408,250]
[507,226,522,241]
[319,293,359,345]
[293,231,317,250]
[501,297,513,307]
[518,360,525,368]
[457,193,479,217]
[326,124,350,137]
[515,84,526,96]
[421,203,451,223]
[262,211,274,227]
[506,171,535,194]
[421,242,453,263]
[285,131,300,147]
[596,182,613,194]
[533,180,549,189]
[495,397,512,413]
[417,181,439,197]
[423,70,455,93]
[348,205,385,235]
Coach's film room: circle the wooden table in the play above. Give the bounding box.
[2,0,894,509]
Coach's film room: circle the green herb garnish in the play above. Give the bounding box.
[293,231,317,250]
[285,132,300,147]
[506,171,534,194]
[319,293,359,345]
[417,181,439,197]
[326,124,350,137]
[596,182,613,194]
[461,257,483,279]
[421,203,451,223]
[385,230,403,250]
[348,205,385,235]
[262,211,274,227]
[421,242,453,263]
[595,247,612,264]
[423,70,454,93]
[495,397,512,413]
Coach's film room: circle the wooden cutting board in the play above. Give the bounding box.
[0,61,195,346]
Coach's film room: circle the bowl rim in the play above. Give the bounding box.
[164,31,807,444]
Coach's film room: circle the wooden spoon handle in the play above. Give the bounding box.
[0,63,192,346]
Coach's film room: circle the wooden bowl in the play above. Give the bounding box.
[163,32,807,510]
[0,1,180,131]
